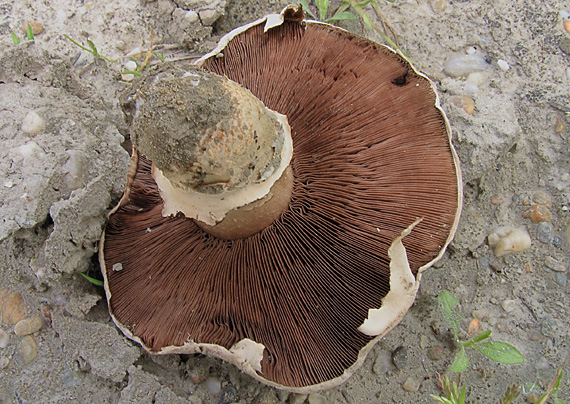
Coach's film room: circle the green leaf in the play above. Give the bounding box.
[473,341,524,365]
[10,32,20,45]
[438,290,462,339]
[316,0,328,21]
[79,272,104,287]
[450,347,469,372]
[471,329,491,343]
[327,12,357,21]
[26,24,34,41]
[430,395,454,404]
[552,398,564,404]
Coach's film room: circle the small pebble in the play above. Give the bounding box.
[191,374,205,384]
[402,376,421,392]
[490,195,505,205]
[62,369,82,387]
[419,334,429,349]
[205,377,221,395]
[541,318,557,337]
[443,54,489,77]
[429,0,446,12]
[468,318,483,335]
[533,192,552,206]
[14,316,42,336]
[308,393,327,404]
[0,290,29,325]
[536,222,553,243]
[554,272,567,287]
[124,60,138,71]
[373,350,395,375]
[560,37,570,54]
[566,66,570,81]
[466,71,485,86]
[427,346,444,361]
[112,263,123,272]
[21,20,44,35]
[552,236,563,247]
[0,357,9,369]
[392,346,408,369]
[276,390,290,402]
[449,95,475,114]
[527,394,539,403]
[523,204,552,223]
[488,226,532,257]
[18,335,38,364]
[290,394,308,404]
[501,299,517,313]
[0,328,9,348]
[219,385,237,404]
[466,46,477,55]
[186,10,199,23]
[497,59,510,71]
[545,256,567,272]
[555,116,567,133]
[478,257,490,268]
[564,19,570,34]
[21,111,45,135]
[529,332,541,342]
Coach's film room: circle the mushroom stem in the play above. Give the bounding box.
[128,66,293,239]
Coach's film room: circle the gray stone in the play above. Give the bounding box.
[373,350,395,375]
[402,376,421,392]
[536,222,553,243]
[392,346,408,369]
[53,314,140,382]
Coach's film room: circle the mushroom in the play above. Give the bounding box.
[100,6,462,393]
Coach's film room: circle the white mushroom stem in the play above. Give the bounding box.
[130,67,293,239]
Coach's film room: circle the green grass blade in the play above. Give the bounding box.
[473,341,524,365]
[26,24,34,41]
[327,12,358,21]
[79,272,104,287]
[316,0,328,21]
[430,396,454,404]
[11,32,20,45]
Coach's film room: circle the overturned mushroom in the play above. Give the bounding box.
[100,6,462,393]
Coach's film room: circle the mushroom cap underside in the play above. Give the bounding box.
[101,13,461,392]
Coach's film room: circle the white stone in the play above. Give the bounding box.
[444,54,489,77]
[466,46,477,55]
[488,226,531,257]
[0,329,9,348]
[497,59,510,71]
[185,10,199,23]
[501,299,517,313]
[22,111,45,135]
[205,377,221,395]
[125,60,137,71]
[16,141,45,159]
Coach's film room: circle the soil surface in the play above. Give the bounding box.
[1,0,569,403]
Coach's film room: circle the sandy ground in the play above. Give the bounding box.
[0,0,569,403]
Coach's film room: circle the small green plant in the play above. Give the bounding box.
[299,0,404,55]
[431,373,466,404]
[534,350,570,404]
[64,34,117,62]
[79,272,104,287]
[438,290,524,372]
[431,373,520,404]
